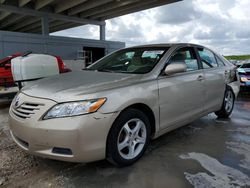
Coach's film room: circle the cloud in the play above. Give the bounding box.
[236,31,250,39]
[107,19,144,43]
[52,25,99,40]
[52,0,250,55]
[154,1,201,25]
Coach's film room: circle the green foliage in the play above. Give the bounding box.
[225,55,250,61]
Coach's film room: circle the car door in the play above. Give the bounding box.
[158,46,205,130]
[196,47,226,112]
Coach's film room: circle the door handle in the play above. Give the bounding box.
[197,75,204,81]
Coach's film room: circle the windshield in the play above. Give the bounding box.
[87,47,169,74]
[240,63,250,68]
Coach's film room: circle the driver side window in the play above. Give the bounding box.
[169,47,199,72]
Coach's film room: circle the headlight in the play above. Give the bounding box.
[240,77,248,82]
[43,98,106,120]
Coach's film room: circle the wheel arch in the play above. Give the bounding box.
[111,103,156,137]
[106,103,156,157]
[123,103,156,137]
[226,82,239,98]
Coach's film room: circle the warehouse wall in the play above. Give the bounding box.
[0,30,125,60]
[63,60,85,71]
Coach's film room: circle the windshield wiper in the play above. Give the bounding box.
[97,69,115,73]
[82,68,94,71]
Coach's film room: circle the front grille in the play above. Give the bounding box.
[11,102,44,119]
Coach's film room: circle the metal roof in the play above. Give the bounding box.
[0,0,180,34]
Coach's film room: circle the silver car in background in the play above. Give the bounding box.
[9,43,239,166]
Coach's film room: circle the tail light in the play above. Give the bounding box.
[53,56,72,73]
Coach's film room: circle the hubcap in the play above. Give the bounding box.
[117,118,147,160]
[225,90,234,113]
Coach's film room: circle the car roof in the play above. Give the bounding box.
[126,43,205,49]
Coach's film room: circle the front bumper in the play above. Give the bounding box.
[9,93,118,163]
[240,82,250,87]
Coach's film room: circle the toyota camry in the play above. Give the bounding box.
[9,43,239,166]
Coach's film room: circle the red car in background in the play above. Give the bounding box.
[55,56,72,74]
[0,53,21,87]
[0,52,71,88]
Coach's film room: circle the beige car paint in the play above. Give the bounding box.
[9,43,239,162]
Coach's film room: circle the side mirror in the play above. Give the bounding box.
[164,61,187,75]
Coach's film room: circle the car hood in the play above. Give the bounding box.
[22,71,143,102]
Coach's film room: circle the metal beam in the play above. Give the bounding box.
[0,4,105,25]
[68,0,113,16]
[35,0,54,10]
[50,22,81,33]
[10,20,61,33]
[19,0,31,7]
[100,24,106,40]
[49,20,65,28]
[31,22,81,33]
[24,20,80,33]
[0,0,181,33]
[7,17,40,30]
[54,0,88,13]
[0,14,25,28]
[93,0,180,20]
[80,0,138,18]
[25,27,42,34]
[0,11,10,20]
[41,16,49,35]
[50,22,81,32]
[19,21,41,32]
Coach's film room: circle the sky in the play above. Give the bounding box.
[52,0,250,55]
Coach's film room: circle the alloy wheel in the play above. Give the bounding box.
[117,118,147,160]
[225,90,234,113]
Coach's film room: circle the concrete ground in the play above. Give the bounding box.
[0,94,250,188]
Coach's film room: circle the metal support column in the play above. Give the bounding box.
[41,16,49,35]
[100,22,106,40]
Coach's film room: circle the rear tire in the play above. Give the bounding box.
[215,86,235,118]
[106,108,151,167]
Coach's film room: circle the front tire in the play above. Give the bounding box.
[106,109,151,167]
[215,86,235,118]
